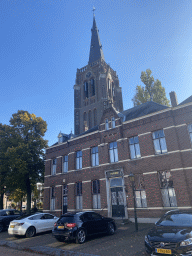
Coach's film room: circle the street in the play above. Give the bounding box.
[0,222,153,256]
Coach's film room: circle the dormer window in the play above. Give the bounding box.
[58,136,63,143]
[111,117,115,128]
[105,119,109,130]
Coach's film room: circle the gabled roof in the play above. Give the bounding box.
[179,95,192,106]
[119,101,169,122]
[77,125,99,136]
[50,127,99,147]
[88,16,105,65]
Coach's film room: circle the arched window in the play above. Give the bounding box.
[108,78,111,90]
[112,82,115,96]
[108,79,111,97]
[88,110,92,129]
[93,108,97,126]
[91,79,95,96]
[84,112,87,121]
[84,81,88,98]
[102,85,106,98]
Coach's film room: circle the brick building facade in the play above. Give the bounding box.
[44,16,192,222]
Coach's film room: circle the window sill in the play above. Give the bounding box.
[154,152,168,157]
[110,161,119,164]
[129,157,142,162]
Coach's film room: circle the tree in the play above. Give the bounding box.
[4,110,47,213]
[9,189,26,211]
[132,69,170,107]
[0,124,16,209]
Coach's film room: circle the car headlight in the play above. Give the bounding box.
[16,223,24,226]
[145,235,149,243]
[180,238,192,246]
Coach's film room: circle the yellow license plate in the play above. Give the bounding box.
[58,226,64,229]
[155,248,172,254]
[10,225,15,228]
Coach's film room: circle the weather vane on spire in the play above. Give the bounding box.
[92,6,96,16]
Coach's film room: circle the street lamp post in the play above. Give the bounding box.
[128,172,138,232]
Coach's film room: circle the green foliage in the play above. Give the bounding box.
[9,189,26,203]
[0,110,47,212]
[0,124,16,208]
[132,69,170,107]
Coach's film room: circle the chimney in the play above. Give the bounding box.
[169,91,178,107]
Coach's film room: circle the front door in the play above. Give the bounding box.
[111,187,125,217]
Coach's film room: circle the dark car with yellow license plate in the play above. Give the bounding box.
[0,209,23,232]
[52,211,116,244]
[145,209,192,256]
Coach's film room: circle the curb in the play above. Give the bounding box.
[0,240,100,256]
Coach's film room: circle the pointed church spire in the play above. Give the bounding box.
[88,9,105,65]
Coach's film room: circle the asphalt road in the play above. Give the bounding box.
[0,222,153,256]
[0,246,48,256]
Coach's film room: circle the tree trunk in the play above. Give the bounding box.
[26,178,31,214]
[20,200,22,212]
[0,192,4,209]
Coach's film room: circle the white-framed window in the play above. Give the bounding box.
[105,119,109,130]
[134,174,147,208]
[52,159,57,175]
[92,180,101,209]
[91,146,99,166]
[111,117,115,128]
[188,124,192,144]
[135,190,147,208]
[109,142,118,163]
[153,129,167,154]
[50,187,55,211]
[129,136,141,159]
[159,171,177,207]
[76,182,82,210]
[63,155,68,173]
[76,151,82,170]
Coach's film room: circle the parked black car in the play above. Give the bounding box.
[0,209,23,232]
[145,209,192,256]
[52,211,116,244]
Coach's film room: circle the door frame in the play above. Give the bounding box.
[105,169,128,219]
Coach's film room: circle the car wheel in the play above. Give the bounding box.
[0,223,3,233]
[55,236,65,242]
[107,222,115,235]
[76,229,86,244]
[26,226,36,238]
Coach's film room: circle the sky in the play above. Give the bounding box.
[1,0,192,147]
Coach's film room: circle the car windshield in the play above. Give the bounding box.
[58,216,76,224]
[157,213,192,227]
[15,213,39,220]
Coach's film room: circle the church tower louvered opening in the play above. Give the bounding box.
[74,13,123,135]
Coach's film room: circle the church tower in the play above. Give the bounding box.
[74,13,123,135]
